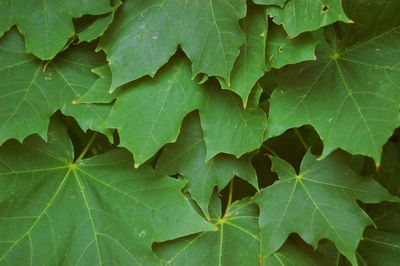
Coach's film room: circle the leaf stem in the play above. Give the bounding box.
[223,180,234,218]
[294,128,308,151]
[75,132,98,162]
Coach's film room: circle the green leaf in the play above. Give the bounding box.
[218,4,267,106]
[355,141,400,265]
[99,0,246,88]
[0,118,213,265]
[76,1,122,44]
[253,0,287,7]
[265,238,329,266]
[0,1,112,59]
[154,196,261,266]
[98,0,183,89]
[267,0,351,38]
[255,151,398,265]
[266,23,317,69]
[180,0,246,85]
[267,0,400,162]
[200,85,268,161]
[0,30,105,145]
[63,103,113,140]
[156,113,258,217]
[105,57,205,167]
[357,203,400,266]
[74,65,114,104]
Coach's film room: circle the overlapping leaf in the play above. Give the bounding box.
[156,113,258,216]
[253,0,287,7]
[200,85,268,161]
[356,141,400,265]
[0,118,213,265]
[0,0,112,59]
[99,0,246,89]
[267,0,400,162]
[266,23,317,69]
[0,30,106,144]
[105,57,205,167]
[106,57,268,166]
[154,196,261,266]
[255,151,398,264]
[218,4,267,106]
[267,0,351,38]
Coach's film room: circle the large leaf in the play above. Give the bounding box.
[105,57,205,167]
[0,118,213,265]
[156,113,258,217]
[218,4,267,106]
[0,30,105,144]
[155,194,329,266]
[99,0,246,88]
[154,196,261,266]
[267,0,400,162]
[255,151,398,265]
[267,0,351,38]
[0,0,112,59]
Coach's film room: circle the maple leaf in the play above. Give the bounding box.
[0,118,213,265]
[255,151,398,264]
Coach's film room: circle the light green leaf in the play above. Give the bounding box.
[0,0,112,59]
[105,57,205,167]
[0,30,105,145]
[267,0,351,38]
[154,197,261,266]
[218,4,267,106]
[99,0,246,88]
[200,84,268,161]
[255,151,398,265]
[0,118,213,265]
[253,0,287,7]
[267,0,400,162]
[266,23,317,69]
[156,113,258,217]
